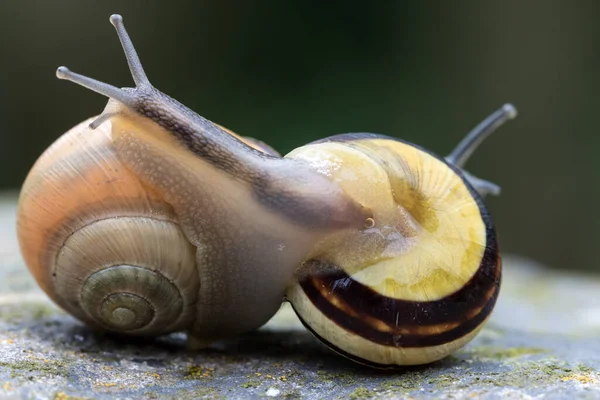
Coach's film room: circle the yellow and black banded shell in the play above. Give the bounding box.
[285,133,501,368]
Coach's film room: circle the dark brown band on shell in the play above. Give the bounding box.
[298,243,499,348]
[297,134,501,348]
[291,305,410,369]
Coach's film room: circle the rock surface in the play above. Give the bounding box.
[1,192,599,399]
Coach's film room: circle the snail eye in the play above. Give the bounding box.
[364,218,376,229]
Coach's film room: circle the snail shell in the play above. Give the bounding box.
[285,134,502,366]
[16,117,280,336]
[17,118,197,334]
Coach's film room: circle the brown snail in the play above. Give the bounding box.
[17,14,515,368]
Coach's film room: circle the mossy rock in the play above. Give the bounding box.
[1,195,600,399]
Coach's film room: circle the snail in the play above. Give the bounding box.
[16,14,516,368]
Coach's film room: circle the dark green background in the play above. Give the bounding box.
[1,1,598,271]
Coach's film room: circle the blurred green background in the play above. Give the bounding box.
[1,1,598,271]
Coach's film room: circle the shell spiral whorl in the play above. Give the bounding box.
[80,265,180,332]
[17,118,200,335]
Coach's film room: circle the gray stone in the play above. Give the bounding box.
[0,193,598,399]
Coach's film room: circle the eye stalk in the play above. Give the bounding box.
[447,103,517,168]
[55,14,151,129]
[109,14,150,88]
[56,66,137,107]
[446,103,518,197]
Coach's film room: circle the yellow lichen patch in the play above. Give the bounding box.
[94,382,117,388]
[561,373,597,384]
[186,365,215,379]
[54,392,88,400]
[466,346,546,360]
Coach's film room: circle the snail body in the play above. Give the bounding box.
[17,14,515,367]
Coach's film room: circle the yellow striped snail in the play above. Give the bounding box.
[17,14,515,368]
